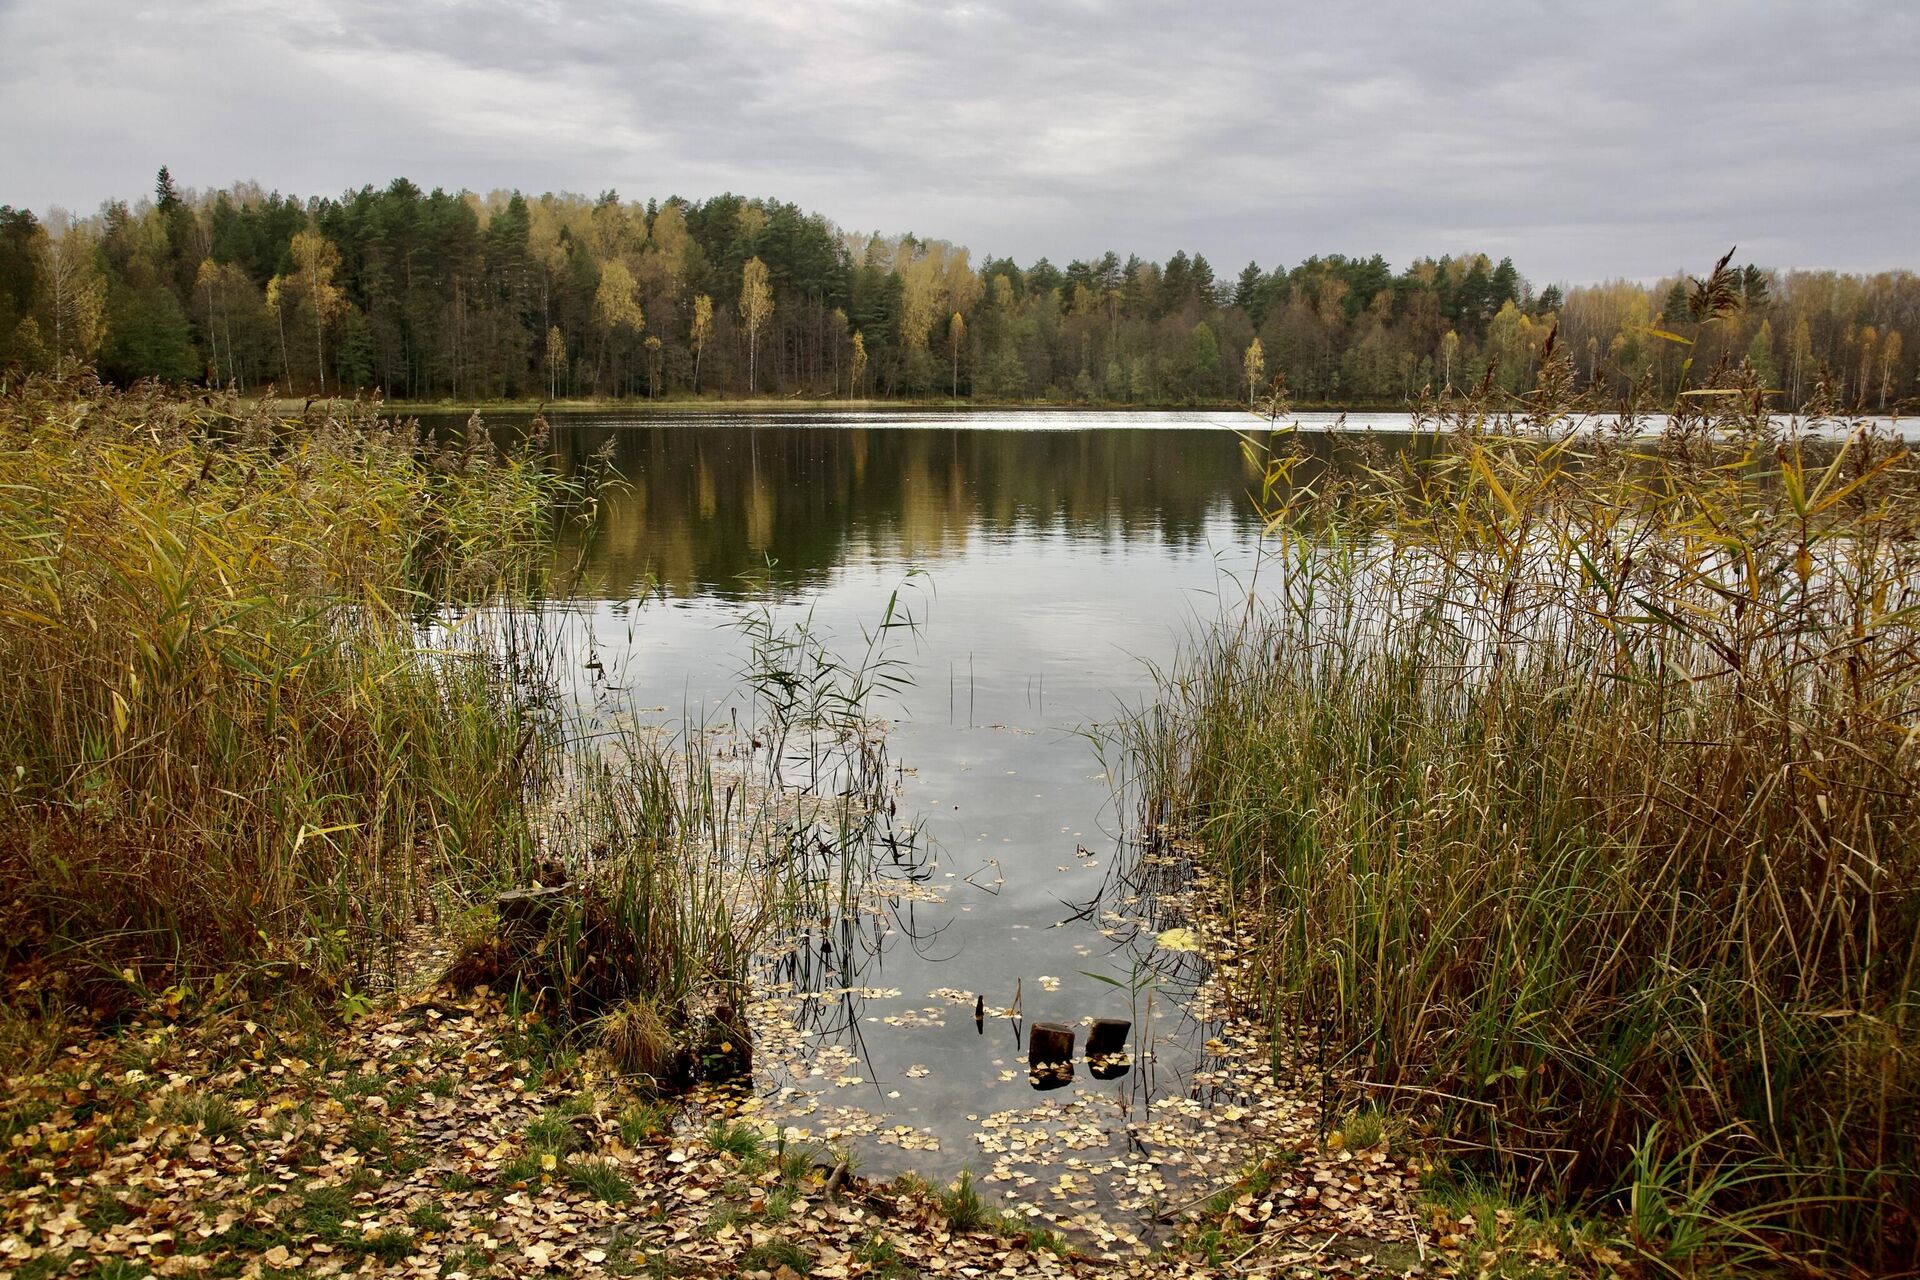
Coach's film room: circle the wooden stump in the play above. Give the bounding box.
[1029,1021,1075,1066]
[1087,1018,1130,1058]
[496,885,570,940]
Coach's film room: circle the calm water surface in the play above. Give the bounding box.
[441,405,1908,1229]
[518,411,1324,1188]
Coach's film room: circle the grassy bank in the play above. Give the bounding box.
[1123,371,1920,1273]
[0,374,736,1040]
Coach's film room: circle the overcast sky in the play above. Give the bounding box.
[1,0,1913,285]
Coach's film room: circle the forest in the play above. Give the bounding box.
[0,168,1914,409]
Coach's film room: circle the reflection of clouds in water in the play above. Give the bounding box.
[500,415,1344,1234]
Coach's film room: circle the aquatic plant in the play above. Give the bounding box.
[1123,349,1920,1268]
[0,376,586,1007]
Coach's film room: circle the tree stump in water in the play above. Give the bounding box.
[1030,1023,1076,1091]
[1087,1018,1130,1057]
[1030,1022,1075,1066]
[1087,1018,1132,1079]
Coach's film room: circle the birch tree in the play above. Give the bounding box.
[1242,335,1266,405]
[690,293,713,392]
[593,258,644,393]
[38,212,104,377]
[849,330,867,398]
[289,230,343,394]
[949,312,966,397]
[544,325,566,398]
[741,257,773,393]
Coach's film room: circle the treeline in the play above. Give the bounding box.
[1,169,1915,408]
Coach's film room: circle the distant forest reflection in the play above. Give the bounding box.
[543,423,1300,599]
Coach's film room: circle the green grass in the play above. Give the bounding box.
[164,1092,243,1142]
[351,1228,417,1261]
[706,1118,765,1163]
[524,1108,585,1155]
[1122,365,1920,1271]
[617,1100,672,1146]
[739,1239,813,1274]
[407,1203,451,1233]
[564,1156,633,1203]
[937,1171,993,1234]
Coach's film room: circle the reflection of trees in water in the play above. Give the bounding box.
[542,424,1317,598]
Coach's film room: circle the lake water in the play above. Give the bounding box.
[495,410,1318,1222]
[459,403,1904,1237]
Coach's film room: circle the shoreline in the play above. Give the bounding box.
[243,395,1391,417]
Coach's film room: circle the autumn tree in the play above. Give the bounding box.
[1880,331,1904,409]
[544,325,566,398]
[741,256,773,393]
[1242,336,1266,405]
[690,293,713,392]
[949,311,967,397]
[288,229,343,393]
[593,258,644,393]
[849,330,867,398]
[264,274,292,389]
[39,212,105,376]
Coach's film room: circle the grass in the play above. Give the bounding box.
[1122,341,1920,1272]
[618,1100,673,1146]
[0,377,564,1001]
[164,1092,243,1142]
[0,375,767,1089]
[740,1239,813,1274]
[706,1117,766,1163]
[564,1156,633,1203]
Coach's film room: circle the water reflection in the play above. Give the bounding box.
[548,422,1277,598]
[493,412,1398,1202]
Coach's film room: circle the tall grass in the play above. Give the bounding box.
[1123,362,1920,1271]
[0,375,566,1004]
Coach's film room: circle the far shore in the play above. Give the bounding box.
[241,393,1400,417]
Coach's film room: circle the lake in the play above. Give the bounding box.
[455,403,1902,1238]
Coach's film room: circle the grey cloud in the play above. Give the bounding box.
[0,0,1912,283]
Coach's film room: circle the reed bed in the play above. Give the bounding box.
[0,375,585,1008]
[1124,368,1920,1272]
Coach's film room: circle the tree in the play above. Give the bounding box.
[1879,331,1904,410]
[288,230,344,394]
[39,213,105,376]
[848,330,867,398]
[1440,330,1460,391]
[101,284,196,383]
[1242,335,1266,405]
[1182,321,1220,400]
[740,256,773,393]
[544,325,566,398]
[1788,318,1814,404]
[1746,319,1777,391]
[593,258,644,393]
[690,293,713,392]
[949,311,967,397]
[644,334,662,398]
[1857,326,1879,406]
[0,206,43,372]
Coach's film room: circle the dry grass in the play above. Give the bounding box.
[0,374,563,1006]
[1125,354,1920,1271]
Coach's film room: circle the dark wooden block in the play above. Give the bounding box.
[1030,1021,1075,1066]
[1087,1018,1130,1058]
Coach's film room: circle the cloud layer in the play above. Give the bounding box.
[2,0,1912,282]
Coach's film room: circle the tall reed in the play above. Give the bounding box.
[1124,363,1920,1271]
[0,376,564,1004]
